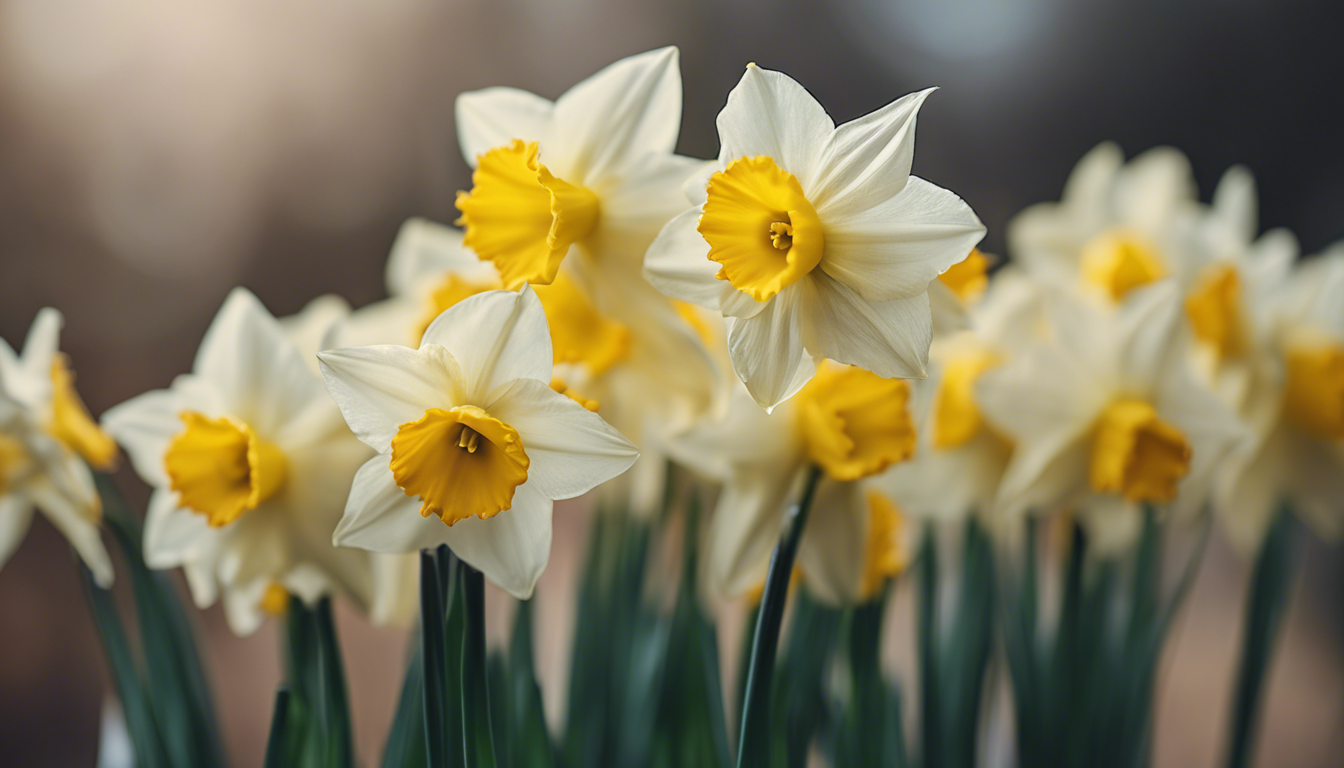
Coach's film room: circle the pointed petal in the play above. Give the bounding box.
[385,218,496,298]
[30,476,114,587]
[102,388,181,486]
[20,307,62,387]
[0,496,34,575]
[1062,142,1123,207]
[1210,165,1257,244]
[318,344,464,453]
[599,154,709,269]
[821,177,985,302]
[420,286,552,398]
[440,483,553,599]
[810,88,934,214]
[333,456,446,552]
[706,466,799,598]
[716,64,833,187]
[727,286,811,409]
[643,208,724,310]
[796,480,866,605]
[550,47,682,181]
[800,273,932,379]
[142,488,212,569]
[456,86,555,166]
[486,378,638,500]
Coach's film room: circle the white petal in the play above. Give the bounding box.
[1115,146,1196,234]
[1284,435,1344,542]
[820,176,985,302]
[1062,142,1123,208]
[333,456,443,553]
[280,294,351,366]
[549,47,682,182]
[0,496,34,575]
[706,466,800,598]
[809,88,934,214]
[440,483,553,599]
[319,344,463,453]
[192,288,327,439]
[1210,165,1257,244]
[456,87,555,166]
[221,579,268,637]
[1080,496,1143,556]
[928,280,971,337]
[102,388,181,486]
[420,286,552,399]
[19,307,62,389]
[716,64,833,187]
[142,488,212,569]
[30,476,114,587]
[643,207,722,309]
[369,553,419,626]
[796,480,867,606]
[385,218,495,298]
[800,273,932,379]
[598,154,710,268]
[486,378,638,500]
[727,286,811,409]
[993,426,1092,517]
[1114,280,1183,397]
[977,343,1105,441]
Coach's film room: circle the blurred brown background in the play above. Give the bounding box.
[1,1,1340,766]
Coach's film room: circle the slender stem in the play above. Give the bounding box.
[420,550,449,768]
[262,688,291,768]
[734,464,825,768]
[1226,509,1295,768]
[917,523,942,768]
[460,560,499,768]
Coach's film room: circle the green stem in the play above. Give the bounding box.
[733,464,825,768]
[459,560,498,768]
[917,523,942,768]
[1226,509,1295,768]
[420,550,449,768]
[263,688,292,768]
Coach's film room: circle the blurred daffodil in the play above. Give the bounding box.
[102,289,376,634]
[318,287,638,598]
[645,64,984,408]
[0,309,115,585]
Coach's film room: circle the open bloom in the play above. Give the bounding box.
[454,46,703,294]
[102,289,376,634]
[645,64,984,408]
[977,282,1243,553]
[318,287,638,598]
[671,361,916,603]
[1,309,115,585]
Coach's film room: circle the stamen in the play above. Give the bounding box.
[458,427,482,454]
[769,221,793,250]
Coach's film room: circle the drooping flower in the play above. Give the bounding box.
[644,64,985,408]
[317,287,638,598]
[102,289,377,634]
[976,282,1243,552]
[0,309,115,586]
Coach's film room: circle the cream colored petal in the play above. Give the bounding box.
[715,64,833,188]
[439,483,553,599]
[796,480,866,606]
[29,476,114,587]
[317,344,464,453]
[102,388,181,487]
[332,456,443,553]
[385,218,495,298]
[643,207,723,311]
[726,286,812,410]
[142,487,212,569]
[456,86,554,167]
[800,272,931,379]
[420,286,552,400]
[0,495,35,575]
[706,466,802,599]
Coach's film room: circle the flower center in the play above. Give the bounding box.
[0,433,30,496]
[860,490,907,600]
[1089,399,1191,502]
[938,248,990,304]
[388,405,529,526]
[797,363,916,481]
[1283,341,1344,439]
[1080,231,1165,302]
[163,412,288,527]
[1185,263,1247,360]
[455,139,599,289]
[413,273,503,344]
[46,355,117,469]
[533,271,631,377]
[698,155,824,302]
[261,583,290,616]
[931,348,1001,450]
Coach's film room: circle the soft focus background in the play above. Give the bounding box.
[1,1,1341,766]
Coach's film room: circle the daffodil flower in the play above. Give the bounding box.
[102,289,377,635]
[317,286,638,598]
[644,64,984,408]
[977,282,1244,553]
[0,309,115,586]
[671,362,916,603]
[1213,247,1344,551]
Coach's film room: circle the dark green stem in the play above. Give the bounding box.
[917,523,942,768]
[733,464,825,768]
[459,560,498,768]
[263,688,292,768]
[1226,509,1295,768]
[420,550,449,768]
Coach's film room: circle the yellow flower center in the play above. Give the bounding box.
[455,139,600,289]
[938,248,990,304]
[1283,342,1344,439]
[931,348,1001,450]
[797,363,916,481]
[163,412,288,527]
[261,583,290,616]
[1080,231,1166,302]
[533,271,631,377]
[859,490,907,600]
[413,273,502,344]
[46,355,117,469]
[1185,263,1247,360]
[388,405,529,526]
[0,433,30,496]
[698,155,824,302]
[1089,400,1191,503]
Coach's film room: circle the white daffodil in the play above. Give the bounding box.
[1213,247,1344,551]
[644,64,985,408]
[102,289,376,635]
[0,309,115,586]
[1008,143,1199,307]
[671,362,917,604]
[453,46,704,294]
[336,217,718,517]
[317,286,638,598]
[976,282,1243,553]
